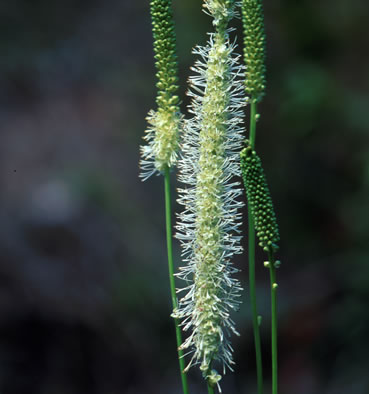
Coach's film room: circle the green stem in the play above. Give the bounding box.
[164,166,189,394]
[207,382,215,394]
[248,212,264,394]
[249,100,257,148]
[248,100,264,394]
[268,250,278,394]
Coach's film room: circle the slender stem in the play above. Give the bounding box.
[248,100,264,394]
[248,211,264,394]
[164,166,189,394]
[268,250,278,394]
[207,382,215,394]
[249,100,257,148]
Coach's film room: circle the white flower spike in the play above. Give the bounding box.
[173,0,246,387]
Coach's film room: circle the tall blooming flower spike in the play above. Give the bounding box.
[140,0,180,179]
[242,0,266,102]
[174,0,245,386]
[240,141,279,252]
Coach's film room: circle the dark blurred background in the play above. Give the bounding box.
[0,0,368,393]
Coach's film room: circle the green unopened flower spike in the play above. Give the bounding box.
[140,0,181,180]
[173,0,244,389]
[242,0,266,102]
[240,141,280,252]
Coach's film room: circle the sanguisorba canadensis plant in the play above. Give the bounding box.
[173,0,245,391]
[140,0,181,180]
[240,141,281,394]
[139,1,189,393]
[240,1,267,392]
[241,1,281,394]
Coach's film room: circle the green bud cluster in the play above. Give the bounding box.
[151,0,180,112]
[241,0,266,102]
[240,141,279,252]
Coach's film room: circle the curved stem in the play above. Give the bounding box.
[248,100,264,394]
[268,250,278,394]
[164,166,190,394]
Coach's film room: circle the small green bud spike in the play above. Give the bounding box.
[151,0,180,112]
[241,0,266,102]
[240,141,280,252]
